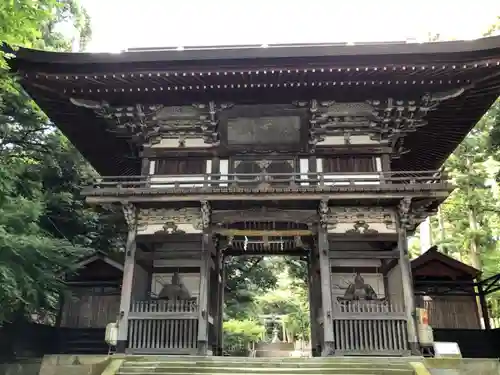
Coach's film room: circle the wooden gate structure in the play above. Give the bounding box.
[9,36,500,356]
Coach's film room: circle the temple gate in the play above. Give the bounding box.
[9,36,500,356]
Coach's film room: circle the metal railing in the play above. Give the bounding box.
[85,170,447,190]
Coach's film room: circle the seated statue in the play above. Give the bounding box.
[157,272,192,301]
[337,273,381,301]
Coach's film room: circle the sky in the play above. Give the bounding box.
[80,0,500,53]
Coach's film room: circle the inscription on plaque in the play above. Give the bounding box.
[227,116,301,145]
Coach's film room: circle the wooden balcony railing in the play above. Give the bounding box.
[85,170,447,191]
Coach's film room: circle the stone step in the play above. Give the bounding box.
[118,356,416,375]
[118,367,412,375]
[120,361,412,370]
[119,357,409,368]
[122,356,417,362]
[120,374,380,375]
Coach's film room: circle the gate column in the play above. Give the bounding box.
[198,200,212,355]
[397,198,420,355]
[318,199,335,356]
[116,202,138,353]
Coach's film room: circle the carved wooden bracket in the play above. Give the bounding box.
[318,199,330,230]
[201,200,211,230]
[122,202,137,232]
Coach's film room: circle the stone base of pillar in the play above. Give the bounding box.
[321,341,335,356]
[197,341,208,355]
[116,340,127,353]
[409,342,421,356]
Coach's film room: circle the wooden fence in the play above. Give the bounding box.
[127,300,198,353]
[332,300,408,355]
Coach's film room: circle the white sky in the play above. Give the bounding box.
[80,0,499,52]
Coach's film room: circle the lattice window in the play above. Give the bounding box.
[323,156,376,173]
[154,159,206,175]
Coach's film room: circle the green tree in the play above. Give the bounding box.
[0,0,101,323]
[255,269,310,342]
[224,256,277,320]
[0,158,90,322]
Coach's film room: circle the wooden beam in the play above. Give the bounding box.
[137,251,202,261]
[381,259,399,274]
[328,233,398,242]
[328,250,399,259]
[214,229,312,236]
[331,266,382,274]
[128,312,197,319]
[86,190,451,204]
[153,266,200,273]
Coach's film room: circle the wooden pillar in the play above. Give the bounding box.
[307,255,319,357]
[397,198,419,355]
[318,199,335,356]
[55,291,65,328]
[309,155,317,186]
[116,202,137,353]
[477,282,491,330]
[141,157,150,175]
[198,200,212,355]
[215,246,225,355]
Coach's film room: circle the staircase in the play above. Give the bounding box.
[116,357,418,375]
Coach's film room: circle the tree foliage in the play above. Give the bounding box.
[0,0,107,323]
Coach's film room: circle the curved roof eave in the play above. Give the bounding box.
[10,35,500,70]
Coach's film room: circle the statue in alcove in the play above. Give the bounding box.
[157,272,192,300]
[338,272,378,301]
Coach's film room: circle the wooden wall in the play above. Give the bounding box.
[61,256,123,329]
[60,286,120,328]
[387,263,404,307]
[424,296,481,329]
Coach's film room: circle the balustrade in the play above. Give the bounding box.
[86,170,446,191]
[127,300,198,353]
[331,299,408,355]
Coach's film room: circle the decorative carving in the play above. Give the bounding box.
[329,207,395,230]
[211,208,317,225]
[70,99,233,146]
[200,200,211,230]
[318,199,330,229]
[159,222,185,234]
[398,197,413,230]
[321,207,396,234]
[397,198,437,232]
[256,160,272,169]
[138,208,202,231]
[122,202,137,232]
[297,89,467,155]
[345,221,378,234]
